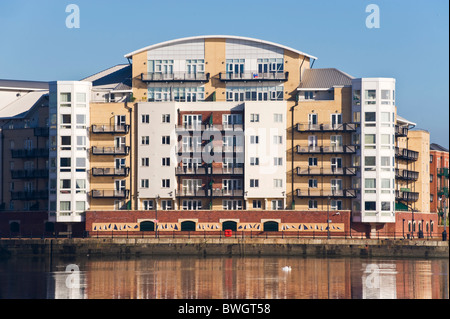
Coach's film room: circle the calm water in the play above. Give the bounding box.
[0,255,448,299]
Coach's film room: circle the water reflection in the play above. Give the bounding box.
[0,256,448,299]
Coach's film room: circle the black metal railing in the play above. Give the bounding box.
[91,124,130,134]
[296,123,357,132]
[11,149,49,158]
[91,189,130,198]
[296,189,357,198]
[141,72,210,82]
[219,71,289,82]
[91,146,130,156]
[92,167,130,177]
[11,169,49,179]
[296,167,357,176]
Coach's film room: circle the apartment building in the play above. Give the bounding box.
[0,35,439,236]
[430,143,449,223]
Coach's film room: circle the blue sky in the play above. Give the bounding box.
[0,0,448,147]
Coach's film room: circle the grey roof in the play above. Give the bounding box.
[430,143,449,152]
[298,68,354,90]
[82,64,132,90]
[0,91,48,119]
[0,79,49,90]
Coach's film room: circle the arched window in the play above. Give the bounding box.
[181,221,196,231]
[140,221,155,231]
[408,222,411,232]
[263,221,279,232]
[10,221,20,233]
[222,221,237,231]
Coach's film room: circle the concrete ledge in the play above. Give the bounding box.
[0,238,448,259]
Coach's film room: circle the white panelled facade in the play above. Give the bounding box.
[137,102,177,209]
[244,101,287,209]
[48,81,91,223]
[352,78,396,224]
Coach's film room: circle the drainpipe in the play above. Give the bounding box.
[124,99,133,210]
[290,57,306,209]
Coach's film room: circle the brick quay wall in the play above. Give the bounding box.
[0,237,448,259]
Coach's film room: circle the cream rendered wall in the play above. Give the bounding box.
[244,101,286,208]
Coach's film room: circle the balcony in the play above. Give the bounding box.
[91,124,130,134]
[11,169,49,179]
[91,189,130,199]
[176,166,208,175]
[296,189,357,198]
[141,72,210,83]
[176,124,244,132]
[395,125,408,137]
[91,146,130,156]
[219,72,289,82]
[92,167,130,177]
[437,168,449,178]
[395,168,419,181]
[438,187,449,197]
[212,167,244,175]
[395,190,419,202]
[296,123,357,133]
[296,167,357,176]
[210,189,244,197]
[11,148,49,158]
[11,190,49,200]
[296,145,356,154]
[395,147,419,161]
[177,189,208,197]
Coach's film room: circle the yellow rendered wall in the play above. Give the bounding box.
[204,38,227,101]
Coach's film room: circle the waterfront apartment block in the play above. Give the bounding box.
[430,144,449,222]
[0,35,442,237]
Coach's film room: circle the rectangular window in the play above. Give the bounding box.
[309,157,318,166]
[381,201,391,211]
[273,136,283,144]
[142,136,149,145]
[252,200,262,209]
[162,136,170,144]
[60,93,71,103]
[141,114,150,123]
[273,179,283,188]
[250,136,259,144]
[250,179,259,188]
[60,201,71,211]
[162,157,170,166]
[309,179,318,188]
[365,112,376,122]
[162,179,170,188]
[365,178,376,188]
[309,200,318,209]
[141,158,149,167]
[250,114,260,122]
[60,179,71,189]
[365,202,376,211]
[271,200,283,210]
[143,200,154,210]
[250,157,259,166]
[365,134,376,148]
[141,179,149,188]
[365,90,376,100]
[365,156,376,166]
[161,200,172,210]
[273,114,283,123]
[162,114,170,123]
[274,157,283,166]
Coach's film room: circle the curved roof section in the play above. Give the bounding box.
[124,35,318,60]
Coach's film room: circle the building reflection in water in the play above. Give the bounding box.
[43,257,448,299]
